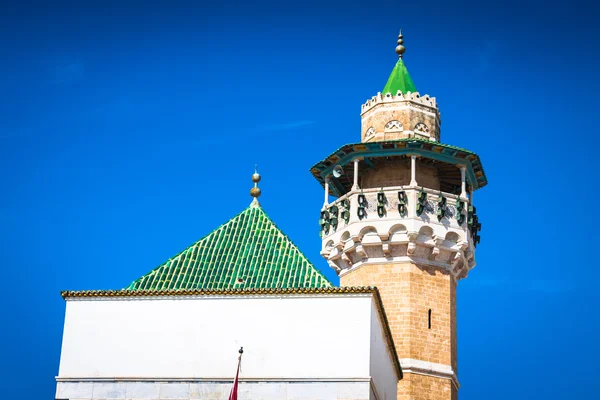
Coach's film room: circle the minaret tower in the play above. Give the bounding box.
[311,31,487,399]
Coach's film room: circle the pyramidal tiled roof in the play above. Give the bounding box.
[125,203,332,290]
[382,58,417,95]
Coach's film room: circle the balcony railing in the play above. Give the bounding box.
[319,185,481,245]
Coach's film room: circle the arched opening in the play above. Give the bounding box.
[445,232,460,244]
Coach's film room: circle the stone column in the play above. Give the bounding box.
[460,166,467,198]
[352,158,360,191]
[324,177,330,207]
[410,154,418,186]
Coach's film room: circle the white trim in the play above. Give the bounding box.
[338,256,462,278]
[56,376,372,383]
[399,358,460,389]
[361,105,439,118]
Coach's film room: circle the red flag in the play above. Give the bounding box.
[228,347,243,400]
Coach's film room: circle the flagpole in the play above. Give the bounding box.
[237,346,243,374]
[228,347,244,400]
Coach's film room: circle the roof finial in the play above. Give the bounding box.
[395,29,406,59]
[250,166,261,206]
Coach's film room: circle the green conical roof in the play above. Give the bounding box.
[125,204,332,291]
[382,58,417,94]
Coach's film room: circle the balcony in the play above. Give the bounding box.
[319,186,481,279]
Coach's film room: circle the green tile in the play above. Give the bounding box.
[382,58,417,95]
[125,205,332,290]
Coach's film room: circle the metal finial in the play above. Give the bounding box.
[250,166,261,201]
[395,29,406,59]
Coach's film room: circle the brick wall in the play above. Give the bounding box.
[397,374,456,400]
[340,261,457,399]
[361,105,439,142]
[360,159,440,191]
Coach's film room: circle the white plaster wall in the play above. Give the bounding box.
[369,301,398,400]
[58,294,394,386]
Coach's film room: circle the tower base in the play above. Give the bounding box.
[340,261,458,400]
[398,373,457,400]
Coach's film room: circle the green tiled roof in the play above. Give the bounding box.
[382,59,417,94]
[125,204,332,290]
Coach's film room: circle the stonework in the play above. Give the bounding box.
[320,185,475,281]
[397,374,457,400]
[341,262,456,366]
[360,92,441,143]
[360,159,440,190]
[340,261,458,399]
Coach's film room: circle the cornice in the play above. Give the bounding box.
[61,286,375,299]
[399,358,460,389]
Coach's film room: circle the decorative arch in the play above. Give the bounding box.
[414,122,430,135]
[384,120,403,132]
[417,226,434,240]
[341,231,351,242]
[389,224,408,242]
[359,226,378,240]
[445,232,460,244]
[389,224,408,236]
[360,225,381,246]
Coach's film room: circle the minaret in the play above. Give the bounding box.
[311,31,487,399]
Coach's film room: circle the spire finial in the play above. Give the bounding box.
[395,29,406,59]
[250,166,261,206]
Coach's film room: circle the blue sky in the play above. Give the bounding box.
[1,0,599,398]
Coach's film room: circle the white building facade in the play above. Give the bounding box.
[56,288,401,400]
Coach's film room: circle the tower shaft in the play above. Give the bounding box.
[342,262,458,399]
